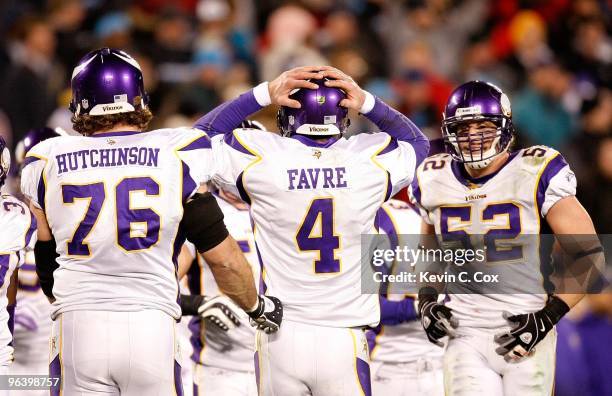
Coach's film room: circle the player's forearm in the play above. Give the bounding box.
[362,95,430,165]
[202,236,258,311]
[193,84,265,137]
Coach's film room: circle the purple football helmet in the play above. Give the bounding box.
[15,127,63,169]
[0,136,10,188]
[69,48,148,117]
[442,81,514,169]
[277,78,349,137]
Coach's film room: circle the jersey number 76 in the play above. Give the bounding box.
[62,176,160,256]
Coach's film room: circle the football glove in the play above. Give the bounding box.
[247,295,283,334]
[418,287,458,347]
[180,294,241,332]
[494,295,569,361]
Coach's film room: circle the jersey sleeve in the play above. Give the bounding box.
[174,128,215,200]
[0,197,37,254]
[20,141,51,210]
[536,153,577,217]
[211,131,260,200]
[374,137,418,198]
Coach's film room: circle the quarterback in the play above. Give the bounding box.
[19,48,280,395]
[195,66,429,395]
[410,81,602,395]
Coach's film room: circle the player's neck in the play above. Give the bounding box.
[463,152,510,179]
[92,124,142,136]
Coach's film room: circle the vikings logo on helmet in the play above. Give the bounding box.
[0,136,10,188]
[442,80,514,169]
[277,78,350,137]
[69,48,149,117]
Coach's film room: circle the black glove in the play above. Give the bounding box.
[418,287,458,347]
[247,295,283,334]
[494,295,569,361]
[180,294,240,331]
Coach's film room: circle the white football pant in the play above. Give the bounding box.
[256,320,372,396]
[49,310,183,395]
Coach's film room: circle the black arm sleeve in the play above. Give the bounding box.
[181,192,229,253]
[180,294,205,316]
[34,239,59,299]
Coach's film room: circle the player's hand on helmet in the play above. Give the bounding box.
[247,295,283,334]
[494,296,569,362]
[320,68,366,111]
[198,295,241,332]
[269,66,328,108]
[417,287,458,347]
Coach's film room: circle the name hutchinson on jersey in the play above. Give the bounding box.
[286,167,348,190]
[55,146,160,174]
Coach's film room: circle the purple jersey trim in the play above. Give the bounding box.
[25,211,37,247]
[290,134,341,148]
[178,135,211,151]
[536,153,568,215]
[356,357,372,396]
[7,304,15,342]
[14,314,37,331]
[236,172,251,205]
[366,327,380,356]
[194,89,263,137]
[377,137,399,156]
[181,161,197,202]
[37,174,45,211]
[22,156,41,168]
[189,317,202,364]
[0,255,9,288]
[90,130,144,138]
[450,150,520,187]
[224,133,257,156]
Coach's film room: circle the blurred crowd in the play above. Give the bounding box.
[0,1,610,395]
[0,0,610,232]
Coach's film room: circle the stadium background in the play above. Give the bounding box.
[0,0,609,395]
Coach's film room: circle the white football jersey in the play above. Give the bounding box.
[212,129,418,327]
[12,241,54,370]
[369,199,443,363]
[20,129,213,320]
[0,193,36,363]
[409,146,576,328]
[189,195,259,372]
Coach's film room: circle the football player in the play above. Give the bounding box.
[179,185,259,396]
[369,199,444,396]
[0,136,37,391]
[410,81,602,395]
[195,66,429,395]
[19,48,280,395]
[8,128,60,395]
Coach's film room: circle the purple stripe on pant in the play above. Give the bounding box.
[254,351,260,393]
[49,355,61,396]
[356,357,372,396]
[175,359,184,396]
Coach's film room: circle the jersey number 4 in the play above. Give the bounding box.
[62,177,160,256]
[296,198,341,274]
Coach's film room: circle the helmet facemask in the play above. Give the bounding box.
[443,115,514,169]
